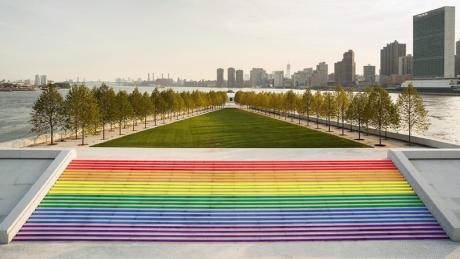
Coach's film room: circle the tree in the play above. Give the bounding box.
[129,87,143,131]
[336,87,349,135]
[114,90,133,135]
[30,84,65,145]
[295,94,304,124]
[141,92,153,128]
[312,90,323,129]
[64,85,99,145]
[284,90,297,121]
[93,84,116,140]
[64,85,83,140]
[348,92,367,140]
[396,83,429,144]
[151,88,161,125]
[346,87,355,132]
[368,87,399,146]
[302,89,313,126]
[322,92,337,132]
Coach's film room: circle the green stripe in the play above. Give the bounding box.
[37,203,425,209]
[45,194,418,199]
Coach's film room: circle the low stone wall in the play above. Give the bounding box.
[0,131,73,148]
[248,107,460,149]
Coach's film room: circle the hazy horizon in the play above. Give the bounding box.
[1,0,459,82]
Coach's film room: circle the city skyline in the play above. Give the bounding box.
[1,0,459,82]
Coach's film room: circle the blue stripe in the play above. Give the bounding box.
[32,211,432,217]
[26,219,438,224]
[34,207,430,213]
[28,215,435,220]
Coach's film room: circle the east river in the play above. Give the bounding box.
[1,86,459,145]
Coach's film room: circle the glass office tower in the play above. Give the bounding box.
[413,6,455,78]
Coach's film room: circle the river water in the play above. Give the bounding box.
[1,86,459,144]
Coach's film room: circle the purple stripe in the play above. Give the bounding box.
[13,236,449,242]
[21,223,441,229]
[15,232,447,238]
[19,227,444,233]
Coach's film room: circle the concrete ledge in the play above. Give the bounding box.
[0,148,75,244]
[388,149,460,241]
[249,107,460,148]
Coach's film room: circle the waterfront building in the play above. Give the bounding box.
[292,71,307,88]
[311,62,328,87]
[334,50,356,87]
[286,63,291,78]
[34,75,40,86]
[363,65,376,84]
[236,70,244,88]
[399,54,413,75]
[40,75,47,86]
[413,6,455,78]
[334,62,342,86]
[273,71,284,88]
[227,68,235,88]
[216,68,224,87]
[249,68,268,87]
[380,41,406,77]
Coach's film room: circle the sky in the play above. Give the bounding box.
[0,0,459,82]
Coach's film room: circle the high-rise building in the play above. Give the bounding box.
[273,71,284,88]
[363,65,376,84]
[399,55,413,75]
[292,71,307,88]
[227,67,235,88]
[250,68,268,87]
[334,50,355,86]
[286,63,291,78]
[334,61,342,85]
[236,70,244,87]
[380,41,406,77]
[311,62,328,87]
[456,39,460,77]
[216,68,224,87]
[413,6,455,78]
[34,75,40,86]
[40,75,47,86]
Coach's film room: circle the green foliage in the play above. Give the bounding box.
[367,87,399,146]
[30,84,65,144]
[396,83,429,144]
[64,84,100,145]
[114,90,133,133]
[93,83,116,139]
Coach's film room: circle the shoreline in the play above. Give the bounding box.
[0,87,36,92]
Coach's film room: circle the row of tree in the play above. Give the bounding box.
[31,84,228,145]
[235,85,429,146]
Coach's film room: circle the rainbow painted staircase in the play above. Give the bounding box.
[14,159,447,242]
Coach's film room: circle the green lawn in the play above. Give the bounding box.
[94,108,368,148]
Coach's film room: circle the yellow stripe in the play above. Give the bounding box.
[48,190,415,195]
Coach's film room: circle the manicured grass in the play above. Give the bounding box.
[94,108,369,148]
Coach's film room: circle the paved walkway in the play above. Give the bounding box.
[243,107,421,148]
[31,109,218,148]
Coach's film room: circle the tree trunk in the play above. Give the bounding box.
[341,113,345,135]
[119,121,122,135]
[50,125,54,145]
[81,128,85,145]
[144,117,147,128]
